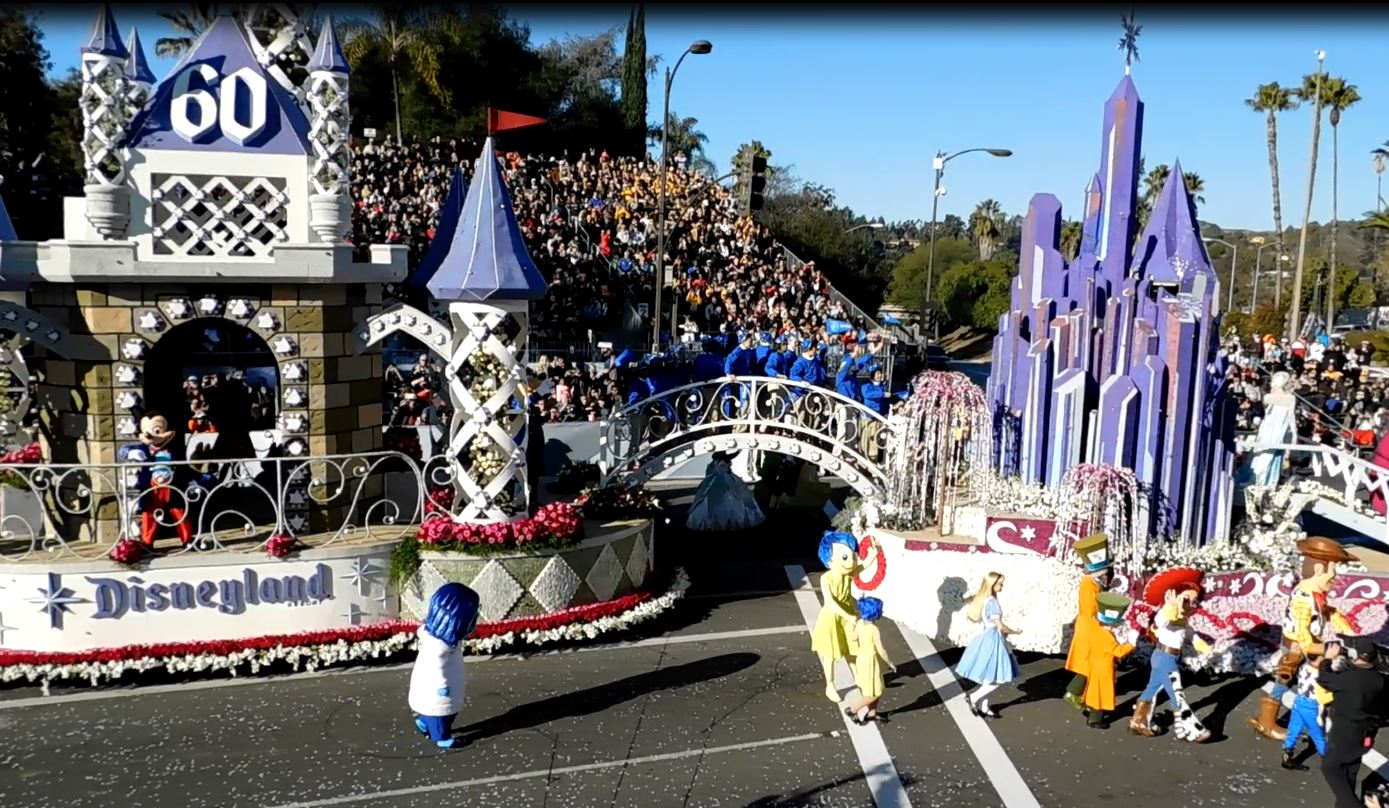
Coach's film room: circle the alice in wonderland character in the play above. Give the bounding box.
[1062,533,1113,710]
[1081,592,1136,730]
[844,596,896,725]
[119,413,193,549]
[1250,537,1356,741]
[956,572,1022,719]
[1129,567,1214,742]
[686,451,766,532]
[811,531,879,703]
[409,582,481,749]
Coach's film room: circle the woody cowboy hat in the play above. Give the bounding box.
[1296,537,1356,564]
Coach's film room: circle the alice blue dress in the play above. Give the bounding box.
[955,597,1020,685]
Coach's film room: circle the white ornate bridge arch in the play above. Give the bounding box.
[599,376,897,501]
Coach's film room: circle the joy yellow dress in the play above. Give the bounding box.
[811,565,860,662]
[853,620,884,701]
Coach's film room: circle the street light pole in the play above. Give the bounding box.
[652,40,713,354]
[1252,239,1270,313]
[924,147,1012,341]
[1202,237,1238,313]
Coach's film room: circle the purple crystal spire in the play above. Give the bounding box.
[1094,76,1143,289]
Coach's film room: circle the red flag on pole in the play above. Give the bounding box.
[487,107,548,135]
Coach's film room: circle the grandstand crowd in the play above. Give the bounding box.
[352,136,881,427]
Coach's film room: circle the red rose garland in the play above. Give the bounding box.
[417,500,582,547]
[0,442,42,465]
[855,535,887,591]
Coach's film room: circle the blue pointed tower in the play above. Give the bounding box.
[427,138,548,524]
[408,167,468,296]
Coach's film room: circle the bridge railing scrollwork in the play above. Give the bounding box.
[598,376,896,498]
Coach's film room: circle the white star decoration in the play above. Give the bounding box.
[121,339,147,360]
[137,311,163,331]
[340,557,382,595]
[1,310,15,322]
[115,365,141,385]
[117,391,142,410]
[282,362,305,381]
[283,388,305,407]
[1019,526,1037,541]
[286,439,307,457]
[228,299,254,319]
[272,336,297,356]
[341,603,365,626]
[282,414,306,433]
[256,311,279,330]
[117,417,138,437]
[198,296,222,315]
[166,298,191,319]
[25,573,89,629]
[44,329,60,343]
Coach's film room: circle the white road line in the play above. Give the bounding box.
[785,564,913,808]
[1259,682,1389,778]
[262,731,834,808]
[0,625,807,711]
[895,625,1042,808]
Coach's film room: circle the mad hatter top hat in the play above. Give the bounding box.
[1096,592,1132,626]
[1074,532,1112,573]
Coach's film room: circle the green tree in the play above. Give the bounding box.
[340,7,459,142]
[1136,161,1206,230]
[1246,82,1300,291]
[885,238,976,312]
[649,113,708,158]
[154,4,227,58]
[619,5,647,155]
[1322,76,1361,325]
[730,141,774,177]
[969,199,1005,261]
[937,259,1015,330]
[1060,220,1082,261]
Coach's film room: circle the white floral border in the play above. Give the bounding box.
[4,568,691,694]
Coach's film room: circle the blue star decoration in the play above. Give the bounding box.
[25,572,90,630]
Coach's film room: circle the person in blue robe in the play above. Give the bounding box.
[860,364,889,415]
[789,339,828,401]
[835,347,870,401]
[754,331,774,368]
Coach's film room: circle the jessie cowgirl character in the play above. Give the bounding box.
[1249,537,1356,741]
[1129,567,1214,742]
[119,413,193,549]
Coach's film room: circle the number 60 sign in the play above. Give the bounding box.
[169,64,270,147]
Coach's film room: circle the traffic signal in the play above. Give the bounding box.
[748,152,766,211]
[735,145,769,215]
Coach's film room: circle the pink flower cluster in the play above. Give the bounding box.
[265,533,299,558]
[0,442,42,465]
[108,538,146,566]
[417,501,583,549]
[425,484,456,516]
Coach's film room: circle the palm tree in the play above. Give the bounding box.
[1321,76,1360,326]
[1142,161,1170,202]
[1288,68,1327,340]
[155,4,229,58]
[1183,171,1206,207]
[1361,209,1389,233]
[648,114,709,159]
[1060,220,1082,262]
[969,199,1006,261]
[339,7,457,143]
[1246,82,1300,306]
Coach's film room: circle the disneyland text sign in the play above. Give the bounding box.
[85,565,334,619]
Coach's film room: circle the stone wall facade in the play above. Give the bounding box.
[26,282,387,543]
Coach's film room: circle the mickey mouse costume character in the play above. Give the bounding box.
[119,413,193,549]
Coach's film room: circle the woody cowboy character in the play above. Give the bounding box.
[1249,536,1356,741]
[1129,567,1214,742]
[120,414,193,549]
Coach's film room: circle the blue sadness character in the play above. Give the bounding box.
[409,582,481,749]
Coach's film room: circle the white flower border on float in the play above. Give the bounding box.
[3,568,691,694]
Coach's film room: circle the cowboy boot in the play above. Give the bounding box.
[1247,694,1287,741]
[1128,700,1157,737]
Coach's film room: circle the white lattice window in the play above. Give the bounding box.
[150,174,290,257]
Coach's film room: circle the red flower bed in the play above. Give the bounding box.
[417,501,582,548]
[0,585,658,668]
[0,442,42,465]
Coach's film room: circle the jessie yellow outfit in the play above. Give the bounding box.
[853,621,884,701]
[1081,626,1135,712]
[811,565,860,662]
[1064,575,1101,675]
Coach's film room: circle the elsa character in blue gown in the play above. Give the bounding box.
[686,451,766,532]
[955,571,1021,719]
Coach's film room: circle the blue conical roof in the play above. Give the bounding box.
[310,18,349,74]
[83,5,129,58]
[425,138,549,302]
[409,166,467,294]
[0,192,16,241]
[124,28,155,84]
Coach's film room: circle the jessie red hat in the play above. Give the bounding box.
[1142,567,1204,607]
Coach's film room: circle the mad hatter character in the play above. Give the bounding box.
[410,582,480,749]
[1081,592,1136,730]
[119,413,193,549]
[1129,567,1214,742]
[811,531,879,703]
[1062,532,1113,711]
[1249,537,1356,741]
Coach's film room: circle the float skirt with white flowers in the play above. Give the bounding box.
[0,566,689,692]
[855,500,1389,676]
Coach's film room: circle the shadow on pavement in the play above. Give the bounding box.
[458,652,760,744]
[744,771,918,807]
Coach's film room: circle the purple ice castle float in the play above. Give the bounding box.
[985,74,1235,546]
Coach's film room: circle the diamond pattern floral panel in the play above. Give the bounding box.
[406,523,655,620]
[469,560,524,623]
[150,174,290,258]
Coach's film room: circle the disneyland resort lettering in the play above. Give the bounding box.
[84,565,333,619]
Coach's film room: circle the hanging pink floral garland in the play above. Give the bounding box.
[1055,463,1143,574]
[884,370,992,528]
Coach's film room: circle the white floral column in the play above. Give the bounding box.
[79,5,132,239]
[306,17,351,244]
[445,301,529,521]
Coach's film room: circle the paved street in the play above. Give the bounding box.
[0,496,1374,808]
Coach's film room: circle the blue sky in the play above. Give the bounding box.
[29,6,1389,232]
